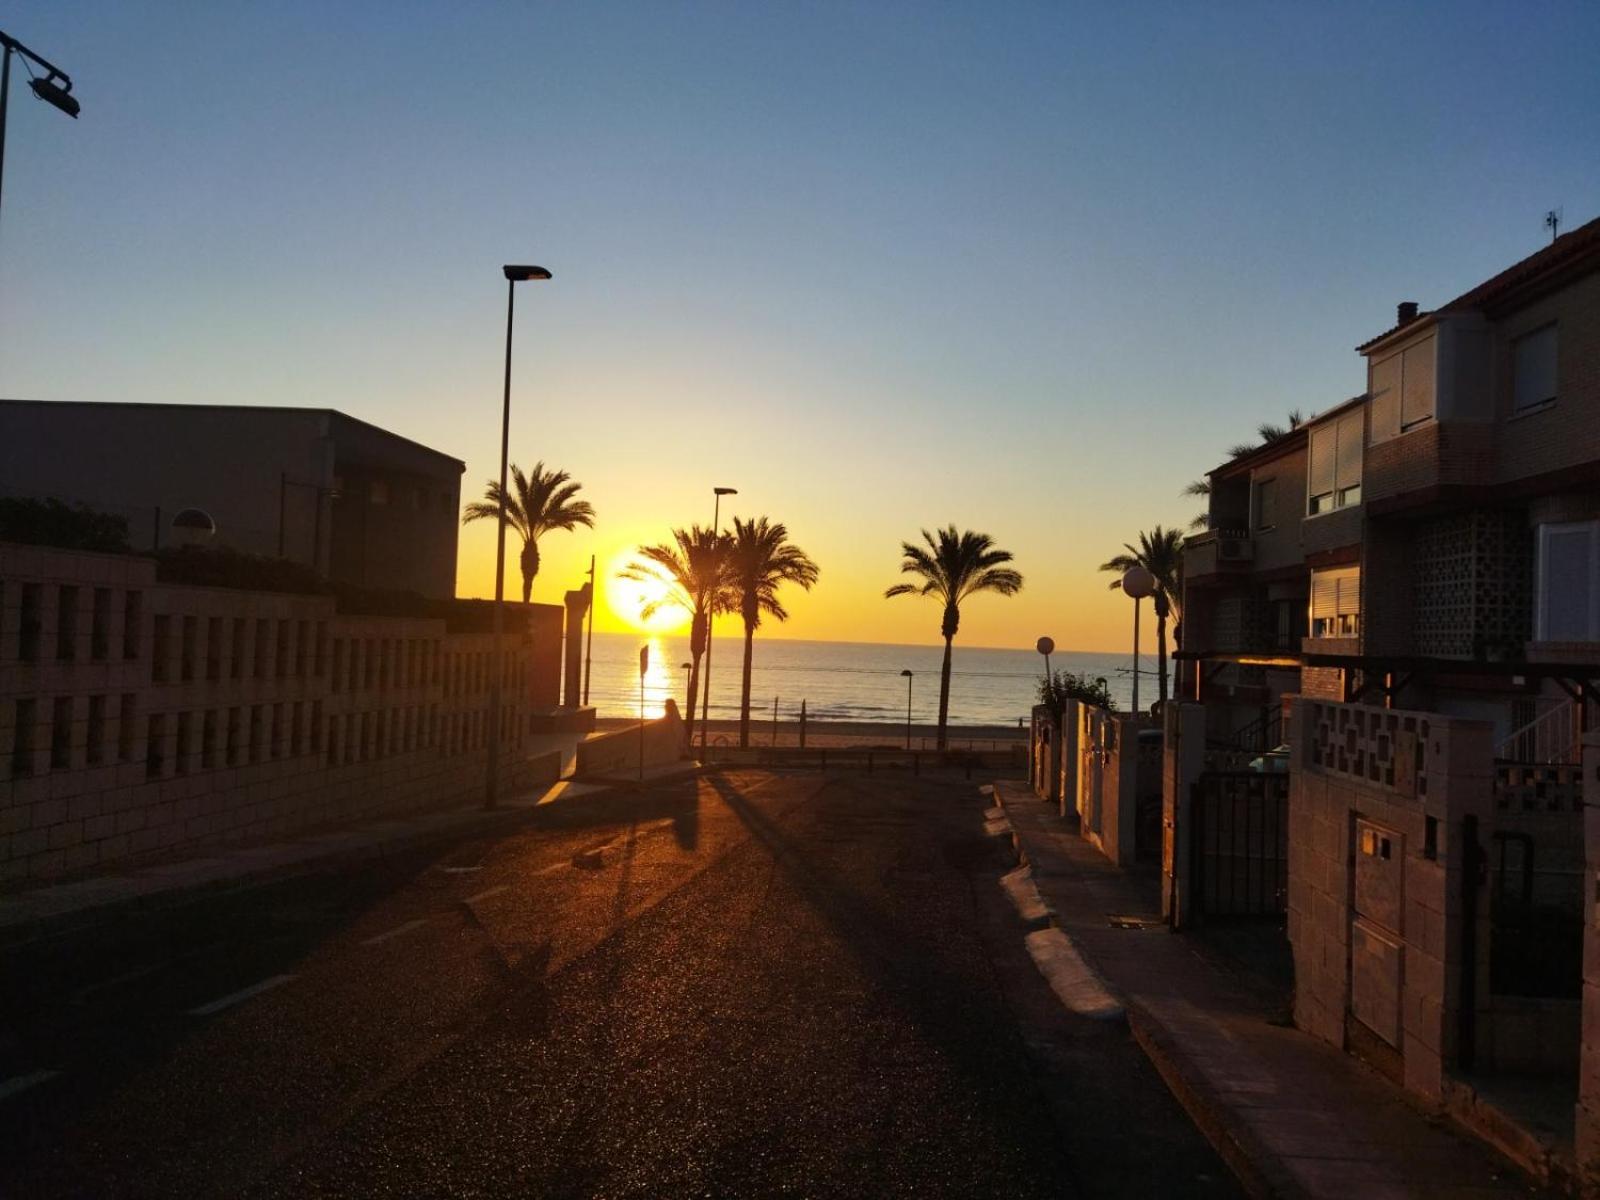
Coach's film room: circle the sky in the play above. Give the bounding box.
[2,2,1597,651]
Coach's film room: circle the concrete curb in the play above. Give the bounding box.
[1125,1001,1306,1200]
[0,767,698,951]
[999,864,1053,928]
[1023,927,1125,1022]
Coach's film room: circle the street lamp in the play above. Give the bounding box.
[681,661,693,713]
[699,485,737,754]
[1035,635,1054,686]
[1119,566,1155,717]
[0,30,79,274]
[900,669,914,750]
[486,263,552,810]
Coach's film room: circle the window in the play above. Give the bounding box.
[1514,324,1558,412]
[12,699,36,776]
[1536,521,1599,642]
[152,615,171,682]
[50,697,73,769]
[1310,567,1361,638]
[57,586,79,661]
[1308,413,1363,514]
[370,479,389,505]
[411,487,425,511]
[117,694,137,762]
[91,589,111,660]
[19,584,41,662]
[1369,335,1436,440]
[122,591,141,660]
[87,694,107,765]
[1254,478,1277,531]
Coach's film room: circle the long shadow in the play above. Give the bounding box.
[700,769,1061,1100]
[526,777,701,851]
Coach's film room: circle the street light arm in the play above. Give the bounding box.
[0,32,73,89]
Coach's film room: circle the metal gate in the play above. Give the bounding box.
[1190,771,1289,917]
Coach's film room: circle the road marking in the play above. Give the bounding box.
[0,1070,61,1102]
[533,862,567,877]
[362,918,430,946]
[439,865,483,874]
[70,962,164,1005]
[187,974,297,1017]
[464,885,509,904]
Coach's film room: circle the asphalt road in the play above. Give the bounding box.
[0,768,1238,1198]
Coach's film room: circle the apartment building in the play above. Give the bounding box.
[0,401,467,599]
[1182,214,1600,760]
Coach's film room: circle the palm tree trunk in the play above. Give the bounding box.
[520,538,540,604]
[738,620,755,748]
[937,633,953,751]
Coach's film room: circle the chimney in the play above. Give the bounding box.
[1396,300,1419,326]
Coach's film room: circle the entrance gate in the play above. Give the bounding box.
[1189,771,1289,917]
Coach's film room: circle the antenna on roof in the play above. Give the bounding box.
[1544,207,1563,243]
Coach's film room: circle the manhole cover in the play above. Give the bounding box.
[1108,914,1162,930]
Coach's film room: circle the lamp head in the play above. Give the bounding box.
[1120,566,1156,599]
[502,265,552,282]
[1035,636,1055,657]
[30,75,79,118]
[714,486,738,496]
[900,669,913,678]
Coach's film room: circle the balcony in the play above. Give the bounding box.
[1184,529,1255,579]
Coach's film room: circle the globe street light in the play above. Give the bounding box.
[486,263,552,810]
[900,669,914,750]
[1035,635,1055,687]
[1119,565,1155,718]
[699,485,737,754]
[0,30,80,279]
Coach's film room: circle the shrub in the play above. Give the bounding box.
[1037,669,1113,720]
[0,496,130,553]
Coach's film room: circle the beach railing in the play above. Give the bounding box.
[698,744,1025,779]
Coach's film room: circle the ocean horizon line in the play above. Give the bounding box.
[585,628,1145,660]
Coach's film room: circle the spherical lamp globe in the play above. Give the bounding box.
[170,508,216,549]
[1120,565,1156,600]
[1035,636,1055,657]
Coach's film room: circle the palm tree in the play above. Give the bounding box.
[727,517,820,748]
[1186,411,1304,530]
[462,462,595,602]
[1099,526,1185,710]
[885,526,1023,751]
[618,525,731,750]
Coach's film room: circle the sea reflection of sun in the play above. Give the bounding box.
[606,552,687,634]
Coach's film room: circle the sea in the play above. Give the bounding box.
[578,630,1160,728]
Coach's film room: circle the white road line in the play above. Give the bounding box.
[533,862,567,877]
[187,974,297,1017]
[361,918,430,946]
[464,885,509,904]
[0,1070,61,1102]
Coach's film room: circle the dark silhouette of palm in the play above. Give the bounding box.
[884,526,1022,751]
[462,462,595,602]
[619,525,731,750]
[728,517,820,748]
[1099,526,1184,710]
[1186,411,1303,529]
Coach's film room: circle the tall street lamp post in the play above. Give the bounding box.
[699,485,736,754]
[1120,566,1155,718]
[680,661,693,713]
[0,30,80,273]
[1035,635,1054,688]
[900,669,914,750]
[486,264,552,810]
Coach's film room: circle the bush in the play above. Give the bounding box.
[1038,669,1113,720]
[152,545,329,594]
[0,496,130,553]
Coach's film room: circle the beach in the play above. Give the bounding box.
[595,715,1029,751]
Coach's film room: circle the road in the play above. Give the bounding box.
[0,768,1237,1198]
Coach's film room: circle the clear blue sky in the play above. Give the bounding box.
[4,2,1597,649]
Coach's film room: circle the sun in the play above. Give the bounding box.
[605,551,688,634]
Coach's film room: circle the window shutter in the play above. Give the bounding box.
[1255,478,1276,529]
[1337,570,1361,619]
[1515,325,1558,410]
[1308,425,1336,501]
[1335,415,1363,493]
[1541,524,1595,641]
[1311,570,1340,624]
[1400,337,1435,427]
[1369,354,1400,441]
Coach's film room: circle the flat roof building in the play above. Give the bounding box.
[0,400,465,599]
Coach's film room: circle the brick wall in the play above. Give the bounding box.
[0,542,562,886]
[1494,272,1600,486]
[1288,700,1495,1102]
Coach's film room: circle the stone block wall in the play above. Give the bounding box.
[1287,699,1495,1102]
[1,542,562,885]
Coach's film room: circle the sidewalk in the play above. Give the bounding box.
[0,761,700,949]
[991,780,1549,1200]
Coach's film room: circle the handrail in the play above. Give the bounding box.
[1495,699,1575,764]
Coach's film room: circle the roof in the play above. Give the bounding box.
[1356,212,1600,354]
[1207,424,1308,481]
[0,398,465,469]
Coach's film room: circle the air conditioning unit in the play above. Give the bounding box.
[1217,537,1254,563]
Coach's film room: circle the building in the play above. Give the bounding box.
[0,401,466,599]
[1182,213,1600,762]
